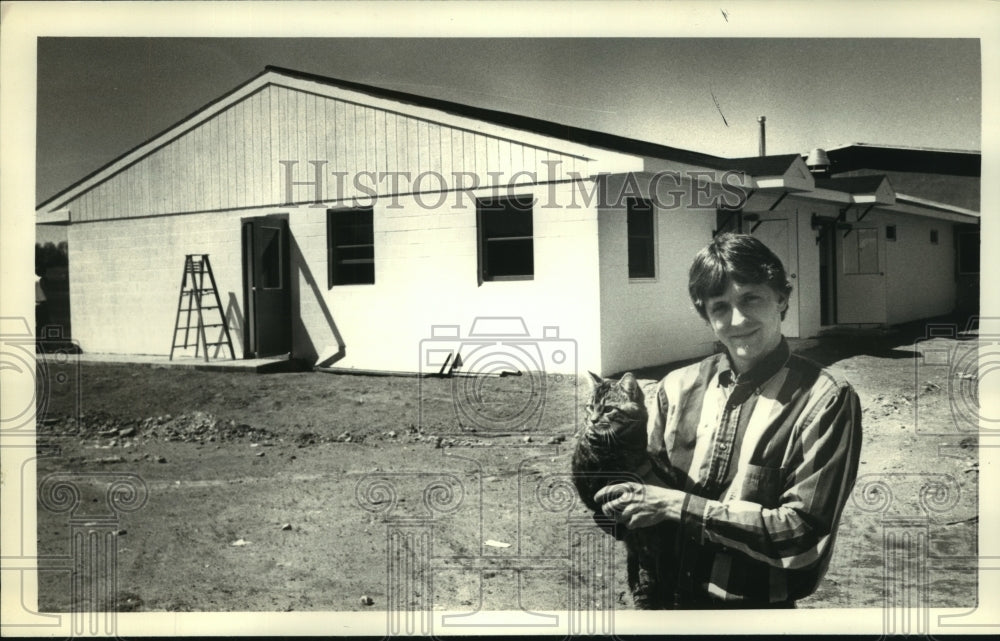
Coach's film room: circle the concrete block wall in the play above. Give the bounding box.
[68,211,247,356]
[294,182,603,375]
[880,211,956,324]
[597,173,718,376]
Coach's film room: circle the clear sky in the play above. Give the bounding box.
[35,36,981,205]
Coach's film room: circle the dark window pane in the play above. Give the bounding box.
[328,207,375,286]
[627,199,655,278]
[958,231,979,274]
[485,238,533,277]
[334,210,374,245]
[479,196,533,281]
[482,207,533,238]
[260,226,282,289]
[628,238,655,278]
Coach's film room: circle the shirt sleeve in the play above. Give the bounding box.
[646,378,678,486]
[678,384,863,570]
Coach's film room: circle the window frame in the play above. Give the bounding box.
[327,206,375,288]
[476,194,535,283]
[627,197,656,280]
[259,225,285,290]
[843,226,881,275]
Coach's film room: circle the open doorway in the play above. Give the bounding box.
[817,220,837,325]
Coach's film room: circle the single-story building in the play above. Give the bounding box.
[818,143,981,318]
[35,66,980,376]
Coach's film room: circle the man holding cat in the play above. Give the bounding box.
[595,233,863,609]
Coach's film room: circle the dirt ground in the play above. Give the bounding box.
[34,318,979,613]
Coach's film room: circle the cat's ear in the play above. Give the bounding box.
[619,372,639,394]
[587,371,603,387]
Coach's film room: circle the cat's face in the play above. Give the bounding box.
[585,371,645,429]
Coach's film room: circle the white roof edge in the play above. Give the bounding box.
[894,192,980,217]
[880,203,979,224]
[37,209,70,224]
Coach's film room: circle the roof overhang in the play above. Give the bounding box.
[36,208,70,224]
[37,68,646,216]
[886,193,980,223]
[644,154,815,210]
[793,174,896,207]
[751,156,815,192]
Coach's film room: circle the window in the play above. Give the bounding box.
[478,195,534,281]
[930,229,939,245]
[885,225,897,241]
[327,207,374,286]
[259,226,283,289]
[627,198,655,278]
[844,227,880,275]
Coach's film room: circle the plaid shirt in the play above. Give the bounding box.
[646,338,862,607]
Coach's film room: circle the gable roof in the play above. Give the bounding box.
[261,66,729,170]
[38,65,734,211]
[41,66,953,217]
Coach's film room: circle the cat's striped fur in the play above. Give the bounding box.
[571,371,678,609]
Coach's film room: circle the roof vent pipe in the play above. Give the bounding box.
[806,148,831,176]
[758,116,766,156]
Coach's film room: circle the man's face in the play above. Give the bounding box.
[704,280,787,374]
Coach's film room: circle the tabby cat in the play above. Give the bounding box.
[571,371,678,609]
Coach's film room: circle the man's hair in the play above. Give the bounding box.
[688,232,794,321]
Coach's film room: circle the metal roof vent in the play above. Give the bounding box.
[806,148,831,174]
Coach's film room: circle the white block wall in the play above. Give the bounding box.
[881,211,956,324]
[68,181,606,376]
[294,182,603,375]
[68,210,247,356]
[596,173,718,376]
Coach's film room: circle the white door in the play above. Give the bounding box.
[835,225,887,324]
[749,215,800,337]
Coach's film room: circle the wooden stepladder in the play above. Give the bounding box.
[169,254,235,362]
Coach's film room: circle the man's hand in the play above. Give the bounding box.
[594,482,686,529]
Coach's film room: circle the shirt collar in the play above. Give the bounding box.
[717,337,790,389]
